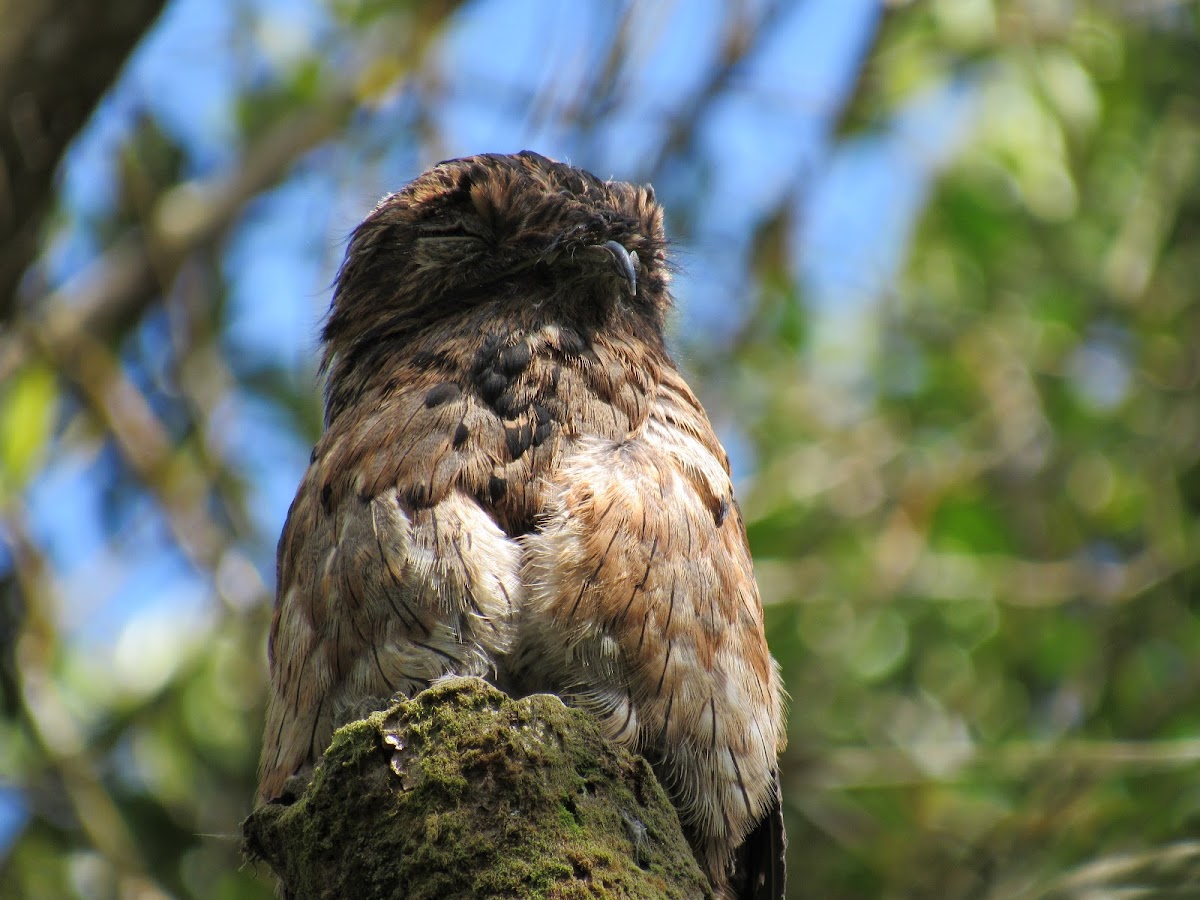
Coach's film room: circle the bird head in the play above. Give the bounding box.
[323,152,671,369]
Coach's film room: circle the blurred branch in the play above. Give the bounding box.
[1023,840,1200,899]
[910,547,1174,608]
[45,329,245,584]
[0,0,167,321]
[803,737,1200,791]
[1104,94,1200,304]
[644,0,789,181]
[0,503,169,894]
[0,102,349,386]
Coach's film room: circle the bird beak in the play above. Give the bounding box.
[593,240,638,296]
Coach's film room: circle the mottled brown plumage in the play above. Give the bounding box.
[259,151,786,898]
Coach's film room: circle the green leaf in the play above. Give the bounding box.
[0,364,58,494]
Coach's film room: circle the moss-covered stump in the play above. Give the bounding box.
[243,676,712,899]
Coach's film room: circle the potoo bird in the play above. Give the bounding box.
[259,151,786,899]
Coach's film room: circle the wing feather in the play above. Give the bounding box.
[513,369,785,891]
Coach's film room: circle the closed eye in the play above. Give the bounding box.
[417,222,487,242]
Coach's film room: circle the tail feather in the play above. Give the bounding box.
[737,771,786,900]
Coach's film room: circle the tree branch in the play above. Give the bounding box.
[243,677,712,900]
[0,0,167,318]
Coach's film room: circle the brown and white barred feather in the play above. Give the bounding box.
[513,366,783,892]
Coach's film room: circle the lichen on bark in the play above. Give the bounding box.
[242,676,712,899]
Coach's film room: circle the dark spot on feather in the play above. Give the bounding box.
[715,497,731,527]
[452,422,469,448]
[473,332,505,365]
[557,329,587,357]
[506,421,534,458]
[488,476,507,502]
[424,382,461,408]
[531,402,554,446]
[310,446,318,464]
[494,391,523,418]
[321,483,333,514]
[498,342,531,375]
[478,370,508,403]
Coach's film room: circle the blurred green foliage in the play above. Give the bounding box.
[2,2,1199,898]
[753,5,1200,895]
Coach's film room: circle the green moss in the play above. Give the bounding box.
[243,677,711,899]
